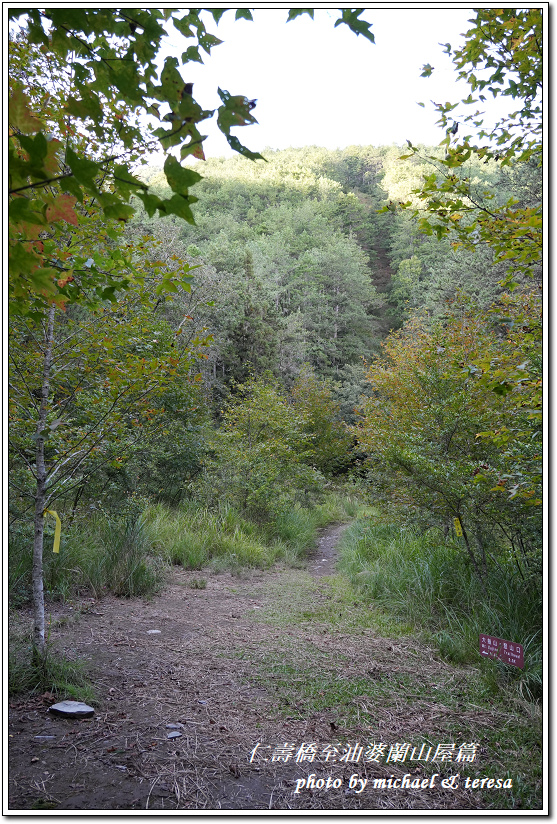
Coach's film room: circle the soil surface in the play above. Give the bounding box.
[7,524,536,811]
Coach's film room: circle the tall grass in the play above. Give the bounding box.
[8,636,96,704]
[143,490,362,572]
[9,489,362,607]
[8,513,164,699]
[338,517,543,702]
[271,492,360,555]
[8,513,165,605]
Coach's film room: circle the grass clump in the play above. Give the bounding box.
[338,516,543,702]
[271,490,366,554]
[144,500,276,571]
[9,486,365,609]
[9,636,95,704]
[144,489,365,573]
[8,513,164,605]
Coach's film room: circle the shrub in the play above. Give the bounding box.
[201,374,326,520]
[338,516,542,700]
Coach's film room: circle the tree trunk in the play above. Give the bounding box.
[32,305,56,661]
[459,517,487,596]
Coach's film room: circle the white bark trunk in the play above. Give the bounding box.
[32,305,56,660]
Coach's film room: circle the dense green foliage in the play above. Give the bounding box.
[339,518,542,702]
[135,148,388,395]
[355,291,542,589]
[396,9,542,285]
[131,142,541,412]
[9,137,542,580]
[8,290,209,522]
[9,8,542,708]
[8,8,373,317]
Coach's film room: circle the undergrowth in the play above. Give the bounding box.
[337,516,543,703]
[8,490,361,605]
[8,635,95,704]
[9,513,165,606]
[143,490,361,572]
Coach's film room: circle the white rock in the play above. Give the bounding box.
[146,629,161,634]
[48,701,94,718]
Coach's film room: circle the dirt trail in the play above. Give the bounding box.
[7,525,530,811]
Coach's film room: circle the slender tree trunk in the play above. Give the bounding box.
[32,305,56,661]
[69,479,86,525]
[459,518,487,596]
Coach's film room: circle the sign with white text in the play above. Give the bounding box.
[479,633,524,668]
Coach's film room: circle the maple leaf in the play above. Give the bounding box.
[9,86,43,134]
[45,194,78,225]
[43,138,63,177]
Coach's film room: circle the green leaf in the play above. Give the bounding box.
[9,241,42,275]
[48,7,90,33]
[100,285,118,302]
[182,46,203,64]
[334,9,374,43]
[235,9,254,21]
[65,147,100,191]
[208,9,227,24]
[163,155,202,195]
[61,175,84,203]
[225,135,266,161]
[421,63,434,77]
[107,60,145,106]
[27,267,59,294]
[217,89,258,135]
[172,14,196,38]
[198,32,223,53]
[9,197,44,225]
[113,165,148,197]
[156,56,185,102]
[9,85,43,134]
[102,202,135,221]
[180,135,206,161]
[159,194,196,223]
[17,132,48,169]
[287,9,314,21]
[136,191,164,218]
[65,94,104,123]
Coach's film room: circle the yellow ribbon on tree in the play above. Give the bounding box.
[44,509,61,553]
[453,517,463,537]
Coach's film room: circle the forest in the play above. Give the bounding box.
[8,8,543,812]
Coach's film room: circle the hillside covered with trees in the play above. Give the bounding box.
[8,7,543,812]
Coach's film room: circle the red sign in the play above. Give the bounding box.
[479,634,524,669]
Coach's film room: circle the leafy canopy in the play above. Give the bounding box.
[8,287,209,520]
[355,290,541,583]
[8,8,375,316]
[389,9,542,284]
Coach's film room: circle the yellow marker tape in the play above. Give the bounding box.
[453,517,463,537]
[44,510,61,553]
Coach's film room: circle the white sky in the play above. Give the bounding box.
[154,4,507,159]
